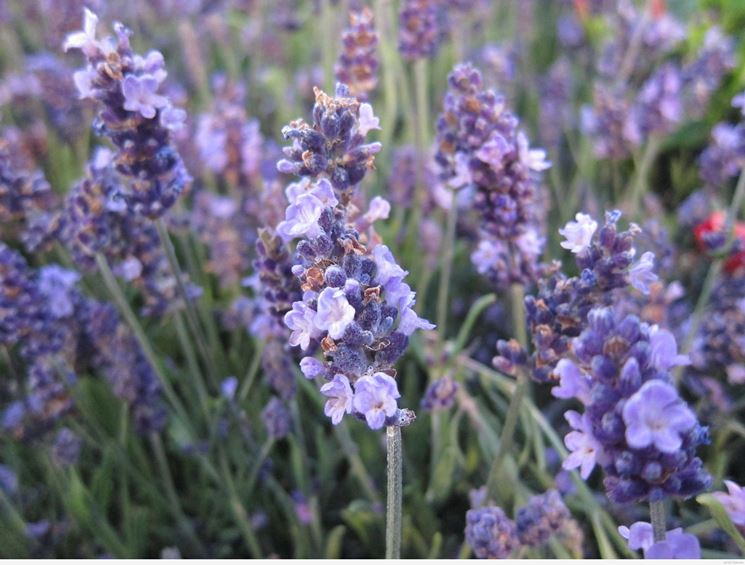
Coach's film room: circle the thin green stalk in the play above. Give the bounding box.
[650,499,667,543]
[218,452,263,557]
[150,434,187,526]
[238,341,265,403]
[628,136,661,218]
[436,203,459,349]
[485,284,528,498]
[385,425,403,559]
[320,0,336,91]
[333,423,382,505]
[451,293,497,358]
[94,254,192,433]
[155,218,218,386]
[174,311,211,421]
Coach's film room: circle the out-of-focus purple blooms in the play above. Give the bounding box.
[465,506,520,559]
[698,116,745,190]
[335,8,379,101]
[51,427,82,467]
[619,521,701,559]
[734,91,745,117]
[515,490,576,548]
[221,377,238,401]
[480,43,518,91]
[436,63,549,289]
[292,491,313,525]
[38,266,80,320]
[398,0,442,61]
[627,64,683,144]
[278,84,382,194]
[713,480,745,531]
[689,275,745,387]
[80,299,166,434]
[581,86,636,160]
[649,327,689,372]
[0,137,61,253]
[320,374,354,425]
[0,464,18,495]
[539,58,573,148]
[64,10,191,218]
[352,373,400,430]
[683,27,735,112]
[629,251,658,295]
[420,376,458,411]
[261,397,291,439]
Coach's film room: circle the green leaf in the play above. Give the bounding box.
[324,525,346,559]
[697,494,745,555]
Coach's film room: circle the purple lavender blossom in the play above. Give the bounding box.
[420,376,458,411]
[64,9,191,218]
[320,374,354,425]
[436,63,549,289]
[559,213,598,254]
[285,301,319,351]
[277,84,382,194]
[619,522,701,559]
[398,0,443,61]
[515,490,574,548]
[37,266,80,319]
[352,373,400,430]
[713,480,745,531]
[261,397,291,439]
[465,506,520,559]
[51,427,82,467]
[629,251,658,295]
[335,8,379,101]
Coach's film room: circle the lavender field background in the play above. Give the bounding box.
[1,0,745,559]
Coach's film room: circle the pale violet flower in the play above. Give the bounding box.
[517,131,551,172]
[363,196,390,225]
[471,239,503,275]
[475,131,510,172]
[133,51,167,84]
[121,74,168,119]
[397,307,435,336]
[284,301,318,350]
[448,152,472,189]
[713,480,745,527]
[358,103,381,136]
[563,410,604,479]
[160,105,186,132]
[559,213,597,254]
[618,522,654,551]
[622,381,696,453]
[63,8,99,56]
[629,251,658,294]
[372,245,406,287]
[276,193,324,242]
[72,67,96,99]
[552,359,591,404]
[320,374,354,425]
[515,229,545,258]
[314,287,356,340]
[284,178,338,208]
[38,266,80,319]
[300,357,325,380]
[649,326,690,372]
[352,373,400,430]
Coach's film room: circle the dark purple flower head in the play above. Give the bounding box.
[515,490,581,550]
[420,375,459,411]
[261,396,291,439]
[335,8,379,101]
[398,0,443,61]
[436,62,549,289]
[51,427,82,467]
[465,506,520,559]
[64,9,191,218]
[277,84,381,195]
[561,308,710,504]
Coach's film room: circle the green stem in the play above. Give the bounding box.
[238,341,265,403]
[155,218,218,387]
[436,203,459,350]
[385,425,403,559]
[94,254,192,434]
[628,136,661,218]
[218,452,263,558]
[650,499,667,543]
[485,284,528,498]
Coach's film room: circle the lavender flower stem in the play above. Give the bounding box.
[436,204,459,346]
[486,284,528,498]
[629,136,661,218]
[386,425,403,559]
[321,0,335,90]
[650,499,667,543]
[155,219,219,386]
[218,451,263,558]
[677,166,745,379]
[94,254,192,434]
